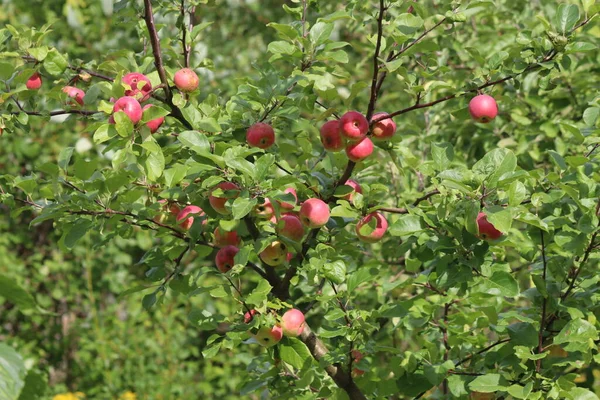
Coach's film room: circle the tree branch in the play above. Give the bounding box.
[536,229,548,373]
[365,0,387,121]
[377,189,440,214]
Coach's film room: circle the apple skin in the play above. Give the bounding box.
[252,325,283,347]
[176,205,205,231]
[215,245,239,273]
[153,200,181,224]
[62,86,85,106]
[122,72,152,101]
[320,120,345,151]
[112,96,143,124]
[339,111,368,141]
[371,112,396,140]
[142,104,165,133]
[345,137,374,162]
[214,227,240,248]
[277,187,297,210]
[173,68,199,92]
[260,241,288,266]
[299,198,330,229]
[244,309,258,323]
[469,94,498,123]
[209,182,240,215]
[277,214,305,242]
[26,72,42,90]
[342,179,362,202]
[281,309,305,337]
[356,212,388,243]
[253,198,275,219]
[476,212,503,240]
[246,122,275,149]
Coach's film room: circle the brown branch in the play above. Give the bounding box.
[455,338,511,367]
[387,17,447,63]
[536,229,548,373]
[143,0,172,100]
[378,189,440,214]
[365,0,387,121]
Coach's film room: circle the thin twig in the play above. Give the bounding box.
[536,229,548,373]
[365,0,387,121]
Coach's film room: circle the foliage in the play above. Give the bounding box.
[1,0,600,399]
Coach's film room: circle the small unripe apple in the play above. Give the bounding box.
[62,86,85,106]
[259,241,288,266]
[153,200,180,224]
[142,104,164,133]
[345,137,374,162]
[173,68,199,92]
[252,325,283,347]
[356,212,388,243]
[281,309,305,337]
[339,111,368,141]
[246,122,275,149]
[469,94,498,123]
[244,309,258,323]
[26,72,42,90]
[176,205,205,231]
[215,245,239,273]
[214,227,240,248]
[253,198,275,219]
[476,212,503,240]
[277,188,297,210]
[342,179,362,202]
[320,120,345,151]
[299,198,330,229]
[122,72,152,101]
[371,112,396,140]
[112,96,143,124]
[277,214,305,242]
[209,182,240,215]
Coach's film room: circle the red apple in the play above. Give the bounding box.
[215,245,239,273]
[142,104,164,133]
[122,72,152,101]
[345,137,373,162]
[26,72,42,90]
[253,198,275,219]
[62,86,85,106]
[244,309,258,323]
[246,122,275,149]
[351,349,364,362]
[112,96,143,124]
[209,182,240,215]
[339,111,368,141]
[342,179,362,202]
[252,325,283,347]
[176,205,205,231]
[371,112,396,140]
[154,200,180,224]
[277,188,297,210]
[469,94,498,123]
[173,68,199,92]
[356,212,388,243]
[214,227,240,248]
[320,120,345,151]
[277,214,305,242]
[281,309,305,337]
[299,198,330,229]
[476,212,503,240]
[260,241,288,266]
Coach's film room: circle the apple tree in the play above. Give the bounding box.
[1,0,600,399]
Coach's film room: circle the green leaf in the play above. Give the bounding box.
[17,370,47,400]
[310,22,333,46]
[389,215,423,237]
[43,49,68,76]
[554,318,598,345]
[468,373,508,393]
[0,344,26,400]
[279,337,312,369]
[395,13,424,35]
[323,260,346,284]
[63,219,93,249]
[553,4,580,34]
[508,322,538,347]
[197,118,222,133]
[480,271,519,297]
[347,267,377,293]
[245,279,272,305]
[431,142,454,170]
[145,149,165,181]
[0,275,37,311]
[93,124,117,144]
[178,130,211,153]
[231,197,257,220]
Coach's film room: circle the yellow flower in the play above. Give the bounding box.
[52,393,85,400]
[119,392,137,400]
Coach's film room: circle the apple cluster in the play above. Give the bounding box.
[244,308,306,347]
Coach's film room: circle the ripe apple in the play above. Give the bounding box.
[215,245,239,273]
[62,86,85,106]
[356,212,388,243]
[259,241,288,266]
[277,187,297,210]
[320,120,345,151]
[299,198,330,229]
[469,94,498,123]
[209,182,240,215]
[112,96,143,124]
[253,198,275,219]
[342,179,362,202]
[122,72,152,101]
[153,200,180,224]
[142,104,165,133]
[252,325,283,347]
[476,212,503,240]
[277,214,305,242]
[246,122,275,149]
[371,112,396,140]
[26,72,42,90]
[176,205,205,231]
[244,309,258,323]
[281,309,305,337]
[345,137,374,162]
[351,349,364,362]
[173,68,199,92]
[339,111,368,141]
[214,227,240,248]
